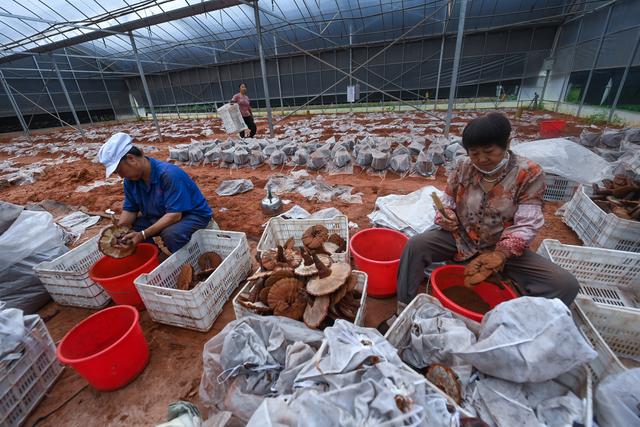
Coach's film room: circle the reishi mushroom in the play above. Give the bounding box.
[267,278,307,320]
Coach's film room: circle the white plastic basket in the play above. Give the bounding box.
[33,236,111,309]
[561,185,640,253]
[233,269,368,327]
[386,294,592,425]
[0,316,63,427]
[538,239,640,309]
[543,174,581,202]
[257,215,350,263]
[135,230,252,332]
[217,103,248,134]
[572,297,635,384]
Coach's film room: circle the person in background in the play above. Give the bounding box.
[231,83,257,138]
[395,112,579,313]
[98,132,213,253]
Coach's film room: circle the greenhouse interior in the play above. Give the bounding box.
[1,0,639,426]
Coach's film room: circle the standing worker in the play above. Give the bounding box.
[98,132,213,253]
[396,112,579,313]
[231,83,257,138]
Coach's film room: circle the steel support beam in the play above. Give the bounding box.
[95,58,117,119]
[64,48,93,124]
[51,54,84,136]
[577,5,613,117]
[274,35,284,110]
[33,56,63,127]
[0,1,243,65]
[0,70,30,136]
[540,25,563,104]
[253,0,274,137]
[445,0,468,137]
[555,18,583,112]
[129,31,163,142]
[608,29,640,122]
[163,62,181,118]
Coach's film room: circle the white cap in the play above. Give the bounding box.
[98,132,133,177]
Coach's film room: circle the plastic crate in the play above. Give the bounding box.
[561,185,640,253]
[0,316,63,427]
[134,230,252,332]
[538,239,640,309]
[33,236,111,309]
[572,298,634,384]
[233,269,368,327]
[385,294,592,425]
[257,215,350,264]
[543,174,582,202]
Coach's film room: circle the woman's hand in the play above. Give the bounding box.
[435,208,459,232]
[464,251,507,287]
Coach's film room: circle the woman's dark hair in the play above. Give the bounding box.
[123,145,143,159]
[239,83,246,88]
[461,112,512,150]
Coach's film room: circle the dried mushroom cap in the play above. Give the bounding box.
[284,237,295,250]
[303,295,330,329]
[237,297,272,315]
[327,234,346,253]
[306,258,352,296]
[302,225,329,249]
[197,252,223,272]
[267,278,307,320]
[295,249,331,277]
[322,242,340,254]
[177,264,194,291]
[247,270,273,281]
[99,225,135,258]
[424,364,462,404]
[260,246,301,271]
[259,286,272,304]
[265,269,295,288]
[330,273,357,306]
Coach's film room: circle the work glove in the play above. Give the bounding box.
[464,251,507,287]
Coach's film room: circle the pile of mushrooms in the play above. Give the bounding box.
[237,225,359,329]
[176,251,223,291]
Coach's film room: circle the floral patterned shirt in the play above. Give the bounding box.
[440,152,546,260]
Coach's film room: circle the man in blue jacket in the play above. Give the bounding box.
[98,132,212,253]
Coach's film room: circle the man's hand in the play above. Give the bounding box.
[435,208,459,232]
[463,251,507,287]
[118,231,144,247]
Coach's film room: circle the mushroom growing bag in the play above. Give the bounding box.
[456,297,597,383]
[595,368,640,427]
[199,316,323,421]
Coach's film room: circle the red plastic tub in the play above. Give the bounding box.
[350,228,409,298]
[56,305,149,391]
[430,265,518,322]
[539,119,566,138]
[89,243,159,310]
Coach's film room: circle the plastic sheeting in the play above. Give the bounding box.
[368,186,443,236]
[215,179,254,196]
[595,368,640,427]
[456,297,597,383]
[266,173,362,204]
[0,209,68,313]
[511,138,612,184]
[199,316,323,421]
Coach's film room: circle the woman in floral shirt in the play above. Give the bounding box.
[396,112,579,311]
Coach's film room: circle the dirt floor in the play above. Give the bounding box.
[0,109,590,426]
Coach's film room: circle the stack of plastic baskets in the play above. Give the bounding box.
[0,315,63,427]
[538,239,640,382]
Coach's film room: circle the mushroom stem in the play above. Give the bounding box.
[277,245,287,263]
[301,248,314,266]
[312,252,332,279]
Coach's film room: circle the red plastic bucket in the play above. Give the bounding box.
[430,265,518,322]
[89,243,159,310]
[539,119,566,138]
[56,305,149,391]
[350,228,408,297]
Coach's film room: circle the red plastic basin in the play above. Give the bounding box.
[430,265,518,322]
[56,305,149,391]
[539,119,566,138]
[350,228,408,298]
[89,243,159,310]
